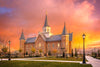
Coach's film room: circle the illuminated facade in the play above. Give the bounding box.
[20,14,73,57]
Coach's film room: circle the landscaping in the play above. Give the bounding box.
[0,61,92,67]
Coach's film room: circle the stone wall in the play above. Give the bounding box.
[47,41,61,56]
[20,39,25,55]
[23,34,72,57]
[35,35,46,55]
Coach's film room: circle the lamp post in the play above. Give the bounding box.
[8,40,11,61]
[82,34,86,64]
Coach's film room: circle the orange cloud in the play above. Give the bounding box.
[0,0,99,51]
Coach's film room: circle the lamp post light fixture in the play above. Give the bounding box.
[8,40,11,61]
[82,34,86,64]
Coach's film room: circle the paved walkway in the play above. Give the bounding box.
[86,56,100,67]
[0,58,81,63]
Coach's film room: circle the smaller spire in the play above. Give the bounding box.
[43,12,49,27]
[20,29,25,40]
[62,22,67,35]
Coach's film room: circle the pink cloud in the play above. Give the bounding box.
[0,0,99,50]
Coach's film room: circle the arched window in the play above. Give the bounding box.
[58,43,60,48]
[39,43,41,48]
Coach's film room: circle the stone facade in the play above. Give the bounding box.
[19,14,73,57]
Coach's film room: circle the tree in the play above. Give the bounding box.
[1,47,8,57]
[31,47,35,56]
[53,49,57,56]
[19,49,22,53]
[75,48,78,57]
[97,50,100,57]
[63,52,65,58]
[48,51,51,56]
[94,52,97,58]
[39,49,43,56]
[71,49,73,57]
[0,37,8,47]
[19,49,22,57]
[2,47,8,54]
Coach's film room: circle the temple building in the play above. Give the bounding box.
[19,14,73,57]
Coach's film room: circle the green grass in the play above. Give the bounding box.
[0,61,92,67]
[30,57,83,61]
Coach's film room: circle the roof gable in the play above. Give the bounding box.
[35,33,46,42]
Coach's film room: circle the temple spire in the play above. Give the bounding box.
[62,22,67,35]
[20,29,25,40]
[43,13,49,27]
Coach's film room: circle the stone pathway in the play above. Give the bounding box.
[86,56,100,67]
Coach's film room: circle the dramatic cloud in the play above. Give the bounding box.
[0,0,100,51]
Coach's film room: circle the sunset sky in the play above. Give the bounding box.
[0,0,100,51]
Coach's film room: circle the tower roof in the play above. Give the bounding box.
[20,30,25,40]
[43,14,49,27]
[62,22,67,35]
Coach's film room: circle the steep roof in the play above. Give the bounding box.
[46,35,61,42]
[25,37,36,43]
[62,22,67,35]
[25,33,73,43]
[43,14,49,27]
[20,30,25,40]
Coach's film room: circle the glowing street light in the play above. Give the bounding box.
[82,34,86,64]
[8,40,11,61]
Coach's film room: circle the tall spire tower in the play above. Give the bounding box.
[43,13,51,33]
[19,29,25,56]
[42,12,52,37]
[61,22,69,57]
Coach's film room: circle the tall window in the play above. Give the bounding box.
[52,43,54,48]
[39,43,41,48]
[58,43,60,48]
[66,43,68,46]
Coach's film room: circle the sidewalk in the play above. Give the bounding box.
[86,56,100,67]
[0,58,81,63]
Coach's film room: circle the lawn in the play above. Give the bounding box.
[0,61,92,67]
[29,57,84,61]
